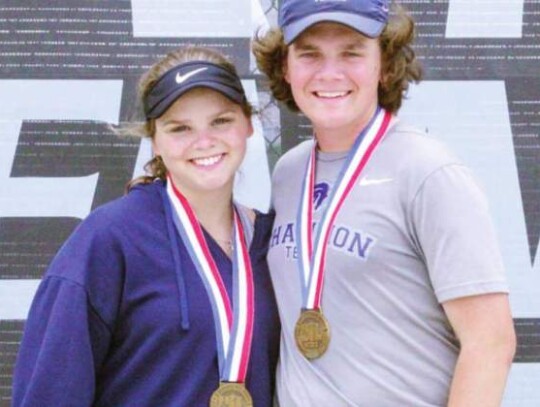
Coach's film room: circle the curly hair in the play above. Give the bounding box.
[115,47,253,191]
[252,5,422,114]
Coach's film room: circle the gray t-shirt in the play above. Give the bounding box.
[268,121,508,406]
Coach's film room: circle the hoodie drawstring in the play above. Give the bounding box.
[160,183,190,331]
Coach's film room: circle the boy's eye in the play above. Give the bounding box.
[299,51,318,59]
[213,116,234,126]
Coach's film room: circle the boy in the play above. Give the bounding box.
[253,1,516,405]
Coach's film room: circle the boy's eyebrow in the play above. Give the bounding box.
[344,41,368,50]
[292,38,369,51]
[291,42,318,51]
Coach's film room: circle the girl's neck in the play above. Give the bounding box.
[184,188,235,256]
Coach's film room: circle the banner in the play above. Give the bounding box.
[0,1,538,405]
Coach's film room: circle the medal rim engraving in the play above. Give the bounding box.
[209,382,253,407]
[294,309,331,360]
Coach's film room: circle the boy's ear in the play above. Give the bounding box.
[283,58,290,84]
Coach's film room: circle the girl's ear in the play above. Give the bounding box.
[151,139,160,157]
[247,120,254,138]
[151,125,160,156]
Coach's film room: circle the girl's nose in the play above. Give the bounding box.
[192,129,216,149]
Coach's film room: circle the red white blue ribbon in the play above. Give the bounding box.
[296,107,393,310]
[166,177,254,383]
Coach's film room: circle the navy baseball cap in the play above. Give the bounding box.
[279,0,390,44]
[144,61,247,119]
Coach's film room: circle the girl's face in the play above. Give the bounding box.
[152,87,253,197]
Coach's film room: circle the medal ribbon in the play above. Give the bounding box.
[166,177,254,383]
[297,108,393,309]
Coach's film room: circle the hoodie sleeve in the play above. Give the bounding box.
[11,206,125,407]
[11,276,112,407]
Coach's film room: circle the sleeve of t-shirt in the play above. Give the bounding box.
[410,164,508,303]
[11,276,112,407]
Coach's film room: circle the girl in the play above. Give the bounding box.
[12,47,280,407]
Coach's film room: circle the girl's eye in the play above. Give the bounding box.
[169,125,189,133]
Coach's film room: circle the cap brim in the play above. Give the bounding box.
[283,11,385,44]
[149,82,245,119]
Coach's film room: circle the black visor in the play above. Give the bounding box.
[144,61,247,119]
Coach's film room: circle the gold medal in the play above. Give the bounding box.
[294,309,330,360]
[209,382,253,407]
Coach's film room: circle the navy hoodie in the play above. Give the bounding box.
[12,180,280,406]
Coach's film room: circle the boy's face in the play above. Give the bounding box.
[285,22,382,146]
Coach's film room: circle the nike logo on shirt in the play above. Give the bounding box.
[175,67,208,84]
[359,176,394,187]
